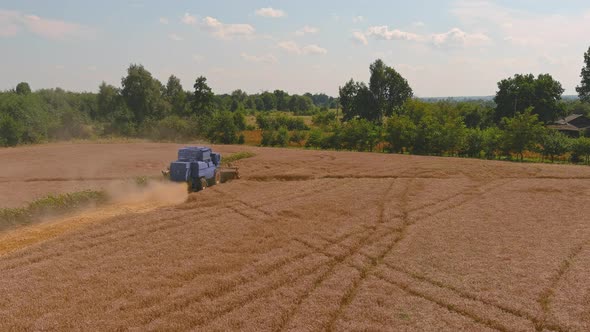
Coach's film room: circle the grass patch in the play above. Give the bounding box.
[0,190,109,232]
[222,151,256,165]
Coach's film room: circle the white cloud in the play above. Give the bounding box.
[451,0,590,49]
[295,25,318,36]
[169,33,183,41]
[366,26,422,41]
[159,17,169,25]
[278,41,327,55]
[430,28,490,48]
[351,31,368,45]
[181,13,197,25]
[364,24,490,49]
[0,10,90,39]
[278,41,300,53]
[255,7,286,18]
[352,16,364,23]
[240,52,278,64]
[200,16,255,39]
[192,54,204,62]
[302,44,327,55]
[412,21,425,28]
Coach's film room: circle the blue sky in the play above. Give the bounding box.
[1,0,589,97]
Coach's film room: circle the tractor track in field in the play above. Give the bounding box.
[4,144,590,331]
[198,178,509,330]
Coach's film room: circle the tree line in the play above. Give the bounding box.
[3,44,590,166]
[0,64,334,146]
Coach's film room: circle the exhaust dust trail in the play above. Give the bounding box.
[0,181,188,257]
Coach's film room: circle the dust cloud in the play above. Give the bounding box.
[105,180,188,206]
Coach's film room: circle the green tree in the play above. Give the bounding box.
[192,76,215,117]
[0,114,23,146]
[305,128,324,148]
[341,60,412,123]
[501,108,545,161]
[15,82,32,95]
[576,46,590,103]
[275,126,289,146]
[571,136,590,164]
[207,111,238,144]
[290,130,308,146]
[385,114,416,153]
[481,127,502,159]
[369,59,413,122]
[462,128,484,158]
[539,130,571,162]
[494,74,564,124]
[97,82,120,120]
[121,64,163,123]
[164,75,187,116]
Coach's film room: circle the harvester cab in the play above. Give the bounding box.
[165,146,239,192]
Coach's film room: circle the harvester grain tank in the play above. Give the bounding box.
[165,146,239,191]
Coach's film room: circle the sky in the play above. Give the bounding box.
[1,0,589,97]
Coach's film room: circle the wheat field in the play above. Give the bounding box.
[1,143,590,331]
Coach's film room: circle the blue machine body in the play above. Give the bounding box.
[169,147,221,190]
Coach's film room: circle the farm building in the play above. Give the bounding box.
[548,114,590,136]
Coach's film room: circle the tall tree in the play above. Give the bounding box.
[191,76,214,117]
[341,59,412,123]
[494,73,564,124]
[576,46,590,103]
[15,82,31,95]
[164,75,187,115]
[120,64,162,123]
[501,108,545,161]
[369,59,413,122]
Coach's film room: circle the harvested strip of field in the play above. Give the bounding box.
[1,143,590,331]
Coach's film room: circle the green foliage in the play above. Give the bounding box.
[207,110,239,144]
[369,59,413,121]
[15,82,31,95]
[385,114,416,153]
[290,130,308,146]
[501,108,545,160]
[256,113,309,131]
[192,76,214,117]
[577,46,590,103]
[305,128,324,148]
[539,130,571,162]
[571,136,590,164]
[494,73,564,124]
[121,64,164,124]
[261,126,290,147]
[0,190,109,231]
[222,151,256,165]
[481,127,503,159]
[312,111,337,128]
[165,75,188,116]
[340,59,412,123]
[462,128,484,158]
[0,114,24,146]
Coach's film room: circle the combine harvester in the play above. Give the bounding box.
[163,146,239,192]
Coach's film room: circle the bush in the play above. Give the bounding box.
[261,126,289,147]
[305,128,324,148]
[539,130,571,162]
[207,111,239,144]
[256,113,309,131]
[0,114,23,146]
[290,130,308,146]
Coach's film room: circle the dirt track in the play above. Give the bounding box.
[1,143,590,331]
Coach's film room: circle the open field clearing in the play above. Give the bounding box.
[1,143,590,331]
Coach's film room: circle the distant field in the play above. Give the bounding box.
[1,143,590,331]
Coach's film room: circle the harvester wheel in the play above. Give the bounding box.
[214,169,221,185]
[200,177,208,190]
